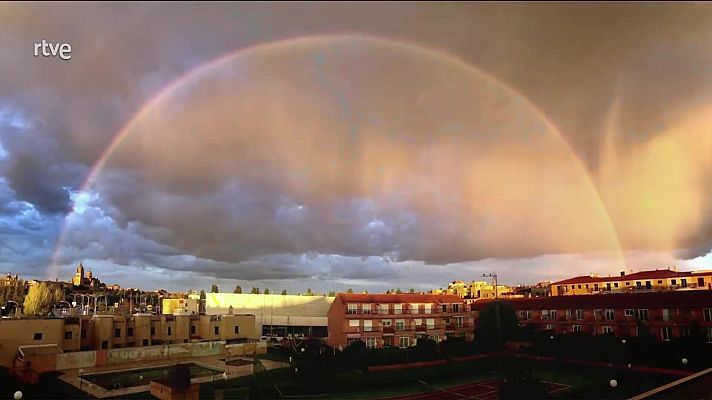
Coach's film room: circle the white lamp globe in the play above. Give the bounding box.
[682,358,688,365]
[14,391,23,400]
[609,379,618,388]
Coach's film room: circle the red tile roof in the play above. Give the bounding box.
[469,290,712,311]
[552,269,695,285]
[337,293,463,304]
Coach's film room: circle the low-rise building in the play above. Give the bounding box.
[552,268,712,296]
[0,312,256,369]
[206,293,334,337]
[471,290,712,342]
[327,293,473,349]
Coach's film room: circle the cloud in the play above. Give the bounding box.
[0,3,710,290]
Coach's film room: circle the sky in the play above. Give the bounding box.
[0,2,711,293]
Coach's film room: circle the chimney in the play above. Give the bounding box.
[620,271,625,277]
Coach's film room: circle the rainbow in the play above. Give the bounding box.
[49,34,624,278]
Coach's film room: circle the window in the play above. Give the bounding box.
[614,282,619,288]
[127,327,133,337]
[382,319,392,326]
[661,327,672,341]
[550,310,557,320]
[394,304,403,314]
[234,326,240,334]
[347,304,357,315]
[348,320,360,328]
[573,325,581,333]
[571,285,575,289]
[364,320,373,332]
[114,328,121,338]
[395,320,405,331]
[525,310,532,320]
[142,339,149,346]
[441,304,447,313]
[626,282,630,286]
[379,304,390,314]
[594,284,599,291]
[636,281,642,288]
[150,326,156,336]
[33,333,43,340]
[565,309,572,319]
[702,308,712,322]
[214,326,219,335]
[101,341,108,349]
[190,325,196,335]
[662,309,670,321]
[452,304,460,313]
[657,280,662,284]
[602,326,614,334]
[605,309,615,320]
[645,281,652,289]
[682,278,688,287]
[455,317,464,328]
[366,337,376,348]
[546,324,554,331]
[671,279,677,285]
[541,310,550,320]
[362,304,372,315]
[426,318,435,329]
[594,309,603,320]
[698,277,705,286]
[625,309,634,317]
[64,331,72,340]
[399,337,409,348]
[575,309,584,320]
[606,283,611,290]
[680,326,691,338]
[637,309,649,321]
[424,304,432,314]
[706,328,712,343]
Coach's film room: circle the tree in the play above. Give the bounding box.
[475,301,520,351]
[233,285,242,294]
[346,288,353,294]
[328,291,336,297]
[281,289,287,295]
[409,288,415,293]
[263,288,270,295]
[395,288,403,294]
[304,288,313,296]
[199,289,206,299]
[210,284,219,293]
[23,282,64,316]
[251,287,259,294]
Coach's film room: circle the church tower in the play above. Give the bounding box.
[72,262,85,286]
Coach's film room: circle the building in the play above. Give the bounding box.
[552,268,712,296]
[205,293,334,337]
[0,312,257,369]
[513,281,552,298]
[70,262,104,290]
[327,293,473,349]
[162,298,200,315]
[434,280,515,300]
[470,290,712,342]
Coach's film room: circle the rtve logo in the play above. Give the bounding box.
[33,40,72,60]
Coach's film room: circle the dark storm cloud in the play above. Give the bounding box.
[0,2,710,289]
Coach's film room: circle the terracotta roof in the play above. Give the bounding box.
[552,269,695,285]
[337,293,463,304]
[469,290,712,311]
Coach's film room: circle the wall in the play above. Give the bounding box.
[0,318,64,367]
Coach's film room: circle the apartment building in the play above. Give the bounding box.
[471,290,712,342]
[433,280,515,300]
[0,312,256,368]
[327,293,473,349]
[552,269,712,296]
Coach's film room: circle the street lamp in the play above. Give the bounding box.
[682,358,688,366]
[13,391,22,400]
[609,379,618,388]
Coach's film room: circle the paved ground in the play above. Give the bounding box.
[381,378,569,400]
